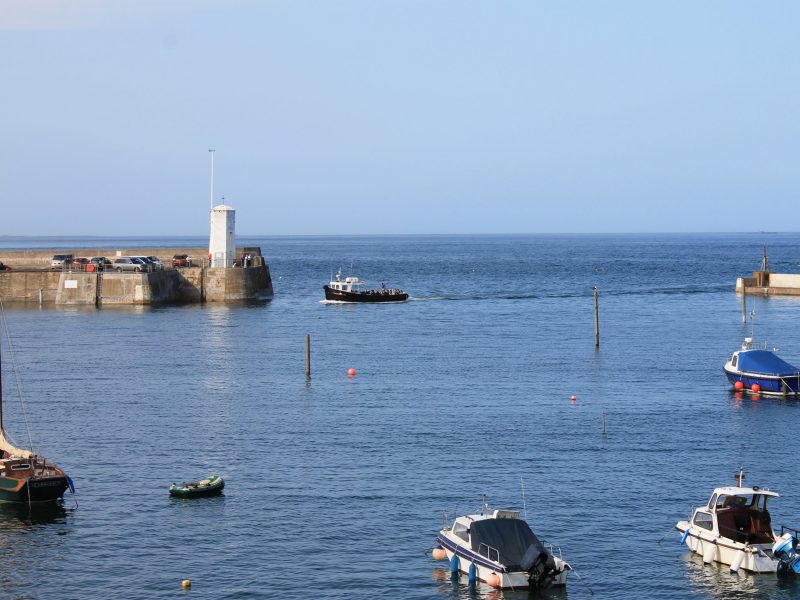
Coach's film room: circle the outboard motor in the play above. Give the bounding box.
[520,543,561,588]
[773,533,800,576]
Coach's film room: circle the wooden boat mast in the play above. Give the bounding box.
[0,324,3,433]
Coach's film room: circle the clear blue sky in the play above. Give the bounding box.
[1,1,798,236]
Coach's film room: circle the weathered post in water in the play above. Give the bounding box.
[741,289,747,326]
[594,287,600,348]
[305,334,311,380]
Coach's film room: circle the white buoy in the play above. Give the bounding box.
[702,540,716,564]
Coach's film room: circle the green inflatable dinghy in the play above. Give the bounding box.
[169,475,225,497]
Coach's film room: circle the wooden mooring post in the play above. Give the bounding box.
[305,334,311,380]
[594,287,600,348]
[741,289,747,326]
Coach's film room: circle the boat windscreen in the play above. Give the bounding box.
[470,519,545,566]
[738,350,799,376]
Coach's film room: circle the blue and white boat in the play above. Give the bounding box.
[431,496,570,590]
[724,337,800,395]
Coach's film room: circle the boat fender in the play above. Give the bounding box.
[67,476,75,495]
[680,529,691,544]
[449,554,459,576]
[702,540,716,564]
[432,547,447,561]
[730,549,746,573]
[468,562,477,587]
[486,572,501,588]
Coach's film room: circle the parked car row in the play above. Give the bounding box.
[52,255,176,272]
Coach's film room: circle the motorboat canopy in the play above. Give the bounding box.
[468,514,546,568]
[735,351,799,377]
[708,486,780,505]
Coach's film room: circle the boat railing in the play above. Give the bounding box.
[478,543,500,563]
[742,339,771,351]
[780,525,800,540]
[540,539,564,560]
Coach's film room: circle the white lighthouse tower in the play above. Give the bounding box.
[209,203,235,268]
[207,150,236,268]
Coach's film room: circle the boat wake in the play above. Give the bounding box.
[408,284,731,303]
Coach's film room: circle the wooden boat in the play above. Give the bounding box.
[323,270,408,303]
[0,316,71,503]
[169,475,225,497]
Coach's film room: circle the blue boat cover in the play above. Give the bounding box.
[469,518,544,566]
[738,350,799,376]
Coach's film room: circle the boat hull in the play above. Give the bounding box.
[724,366,800,394]
[436,533,568,589]
[323,286,408,303]
[675,521,777,573]
[0,475,69,503]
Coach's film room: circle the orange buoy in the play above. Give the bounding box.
[432,548,447,561]
[570,395,577,402]
[486,572,501,587]
[734,381,744,391]
[751,383,761,393]
[347,368,356,377]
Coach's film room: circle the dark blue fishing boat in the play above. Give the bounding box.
[724,338,800,395]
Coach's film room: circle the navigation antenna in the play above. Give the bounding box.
[481,492,489,515]
[521,478,528,519]
[735,467,746,487]
[209,149,216,209]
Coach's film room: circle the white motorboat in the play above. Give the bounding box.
[676,468,800,574]
[432,496,571,589]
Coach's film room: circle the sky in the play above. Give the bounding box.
[1,1,799,236]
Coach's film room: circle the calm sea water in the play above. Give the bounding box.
[2,233,800,600]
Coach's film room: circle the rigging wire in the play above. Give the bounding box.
[0,299,35,454]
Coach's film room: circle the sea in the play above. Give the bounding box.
[1,232,800,600]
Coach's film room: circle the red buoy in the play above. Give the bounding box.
[751,383,761,393]
[734,381,744,391]
[570,395,577,402]
[347,368,356,378]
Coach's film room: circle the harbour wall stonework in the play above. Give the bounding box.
[0,248,273,305]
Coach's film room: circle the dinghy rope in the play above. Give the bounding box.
[569,565,595,595]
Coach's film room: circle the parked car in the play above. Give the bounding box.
[146,256,164,271]
[51,254,74,268]
[111,257,148,273]
[128,256,155,272]
[172,254,192,267]
[89,257,112,271]
[70,257,90,270]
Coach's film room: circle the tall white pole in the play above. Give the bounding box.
[209,149,215,209]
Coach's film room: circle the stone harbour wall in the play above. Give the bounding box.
[0,265,273,305]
